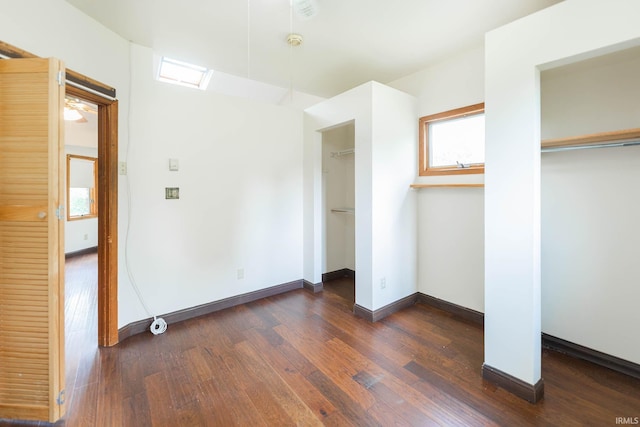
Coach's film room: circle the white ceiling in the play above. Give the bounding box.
[65,99,98,148]
[65,0,562,99]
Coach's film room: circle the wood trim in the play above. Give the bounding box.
[353,304,375,321]
[541,128,640,149]
[0,40,38,58]
[65,246,98,259]
[67,85,119,347]
[420,165,485,176]
[51,57,67,423]
[420,103,485,123]
[417,293,484,326]
[118,318,150,342]
[0,41,116,98]
[66,154,98,221]
[419,103,485,176]
[119,280,305,342]
[542,334,640,380]
[67,84,117,106]
[303,280,323,293]
[66,72,116,99]
[96,99,119,347]
[482,364,544,403]
[354,293,418,322]
[410,183,484,189]
[322,268,355,282]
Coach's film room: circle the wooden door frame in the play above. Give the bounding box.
[1,41,119,346]
[66,85,119,346]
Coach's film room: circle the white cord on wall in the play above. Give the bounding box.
[124,41,167,335]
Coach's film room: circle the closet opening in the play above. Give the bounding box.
[321,121,355,304]
[540,45,640,378]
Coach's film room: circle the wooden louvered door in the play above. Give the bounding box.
[0,58,65,423]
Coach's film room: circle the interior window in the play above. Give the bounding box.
[67,154,98,220]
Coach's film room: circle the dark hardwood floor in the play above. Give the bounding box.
[2,260,639,426]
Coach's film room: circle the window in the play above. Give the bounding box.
[67,155,98,220]
[157,56,213,90]
[419,103,485,176]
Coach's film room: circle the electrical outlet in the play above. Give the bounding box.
[119,161,127,175]
[83,233,88,241]
[380,277,386,289]
[237,268,244,280]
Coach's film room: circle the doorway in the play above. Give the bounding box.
[64,97,100,378]
[65,83,119,347]
[65,99,98,256]
[321,122,355,302]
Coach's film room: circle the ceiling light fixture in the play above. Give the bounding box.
[287,33,303,47]
[64,107,83,121]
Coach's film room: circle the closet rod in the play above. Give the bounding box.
[330,148,355,158]
[541,139,640,153]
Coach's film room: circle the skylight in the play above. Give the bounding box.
[157,57,213,90]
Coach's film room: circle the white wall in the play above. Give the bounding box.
[390,44,485,117]
[322,124,355,273]
[389,46,486,312]
[125,44,303,321]
[304,81,417,311]
[0,1,131,95]
[0,0,136,324]
[485,0,640,385]
[540,48,640,365]
[370,84,418,309]
[541,48,640,139]
[64,146,98,254]
[416,188,484,311]
[1,1,306,329]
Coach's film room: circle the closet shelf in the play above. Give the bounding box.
[541,128,640,149]
[410,183,484,189]
[331,207,355,214]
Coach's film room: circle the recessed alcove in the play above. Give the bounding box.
[539,45,640,367]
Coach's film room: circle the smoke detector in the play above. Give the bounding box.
[287,33,303,46]
[292,0,318,19]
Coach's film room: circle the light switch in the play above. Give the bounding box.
[169,158,179,171]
